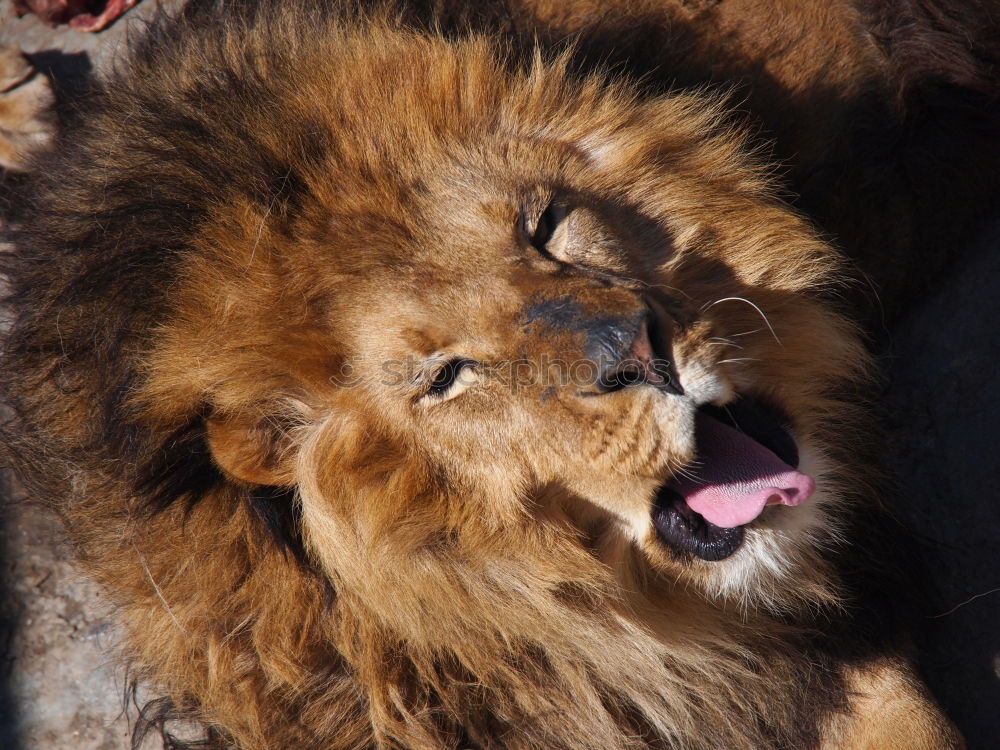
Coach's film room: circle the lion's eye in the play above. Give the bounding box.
[523,200,566,258]
[531,202,557,252]
[426,358,479,400]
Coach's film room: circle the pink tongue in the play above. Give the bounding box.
[670,413,815,528]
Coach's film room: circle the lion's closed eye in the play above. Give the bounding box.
[524,199,568,260]
[521,195,631,274]
[423,357,480,401]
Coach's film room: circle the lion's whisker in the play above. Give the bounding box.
[136,550,190,635]
[615,274,692,300]
[701,297,782,345]
[706,337,742,349]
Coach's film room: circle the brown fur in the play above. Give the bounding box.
[0,1,984,748]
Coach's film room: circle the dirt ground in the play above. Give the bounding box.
[0,494,132,750]
[0,1,997,748]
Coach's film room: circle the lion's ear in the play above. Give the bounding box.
[205,413,296,487]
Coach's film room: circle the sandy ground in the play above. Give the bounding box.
[0,1,997,748]
[0,495,132,750]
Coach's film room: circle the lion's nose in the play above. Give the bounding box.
[591,313,684,396]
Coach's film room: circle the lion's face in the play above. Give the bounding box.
[144,39,862,608]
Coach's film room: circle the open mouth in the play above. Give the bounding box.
[651,396,815,562]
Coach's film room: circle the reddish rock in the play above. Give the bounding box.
[12,0,138,32]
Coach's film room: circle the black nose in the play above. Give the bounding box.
[590,312,683,396]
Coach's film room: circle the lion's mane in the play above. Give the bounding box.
[3,1,985,749]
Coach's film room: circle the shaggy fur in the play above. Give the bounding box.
[2,0,989,748]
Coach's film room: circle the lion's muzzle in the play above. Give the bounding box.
[522,293,683,397]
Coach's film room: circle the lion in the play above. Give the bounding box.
[1,0,989,748]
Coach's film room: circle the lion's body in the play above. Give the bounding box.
[1,1,993,748]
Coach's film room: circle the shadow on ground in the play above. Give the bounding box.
[881,220,1000,748]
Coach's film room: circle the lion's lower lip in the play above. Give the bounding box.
[652,487,745,561]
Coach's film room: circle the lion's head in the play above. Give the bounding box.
[1,8,872,749]
[140,30,861,605]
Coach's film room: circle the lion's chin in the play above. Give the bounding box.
[650,396,813,562]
